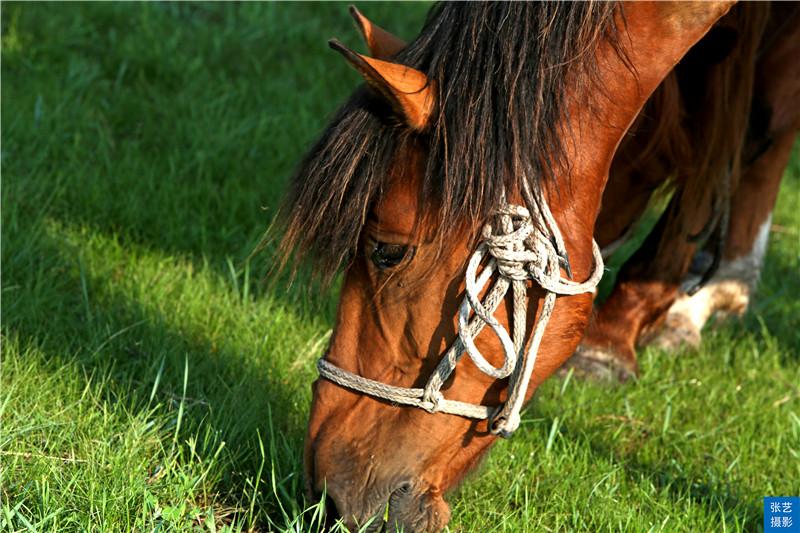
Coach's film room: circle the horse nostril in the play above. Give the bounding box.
[389,481,414,506]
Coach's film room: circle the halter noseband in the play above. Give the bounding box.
[317,197,604,437]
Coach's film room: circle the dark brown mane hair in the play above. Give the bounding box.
[274,2,621,283]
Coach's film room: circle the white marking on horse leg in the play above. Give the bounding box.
[651,214,772,349]
[716,213,773,287]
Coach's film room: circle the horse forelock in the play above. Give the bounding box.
[274,2,622,284]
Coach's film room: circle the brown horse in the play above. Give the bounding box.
[275,2,741,531]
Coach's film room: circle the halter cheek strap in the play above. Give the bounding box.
[317,199,604,438]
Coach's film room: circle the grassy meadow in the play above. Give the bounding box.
[2,3,799,532]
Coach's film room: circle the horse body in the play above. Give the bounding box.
[273,2,770,531]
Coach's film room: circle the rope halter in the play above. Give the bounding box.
[317,198,604,437]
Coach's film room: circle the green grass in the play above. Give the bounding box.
[2,3,799,532]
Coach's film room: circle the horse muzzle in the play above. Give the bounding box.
[315,475,450,533]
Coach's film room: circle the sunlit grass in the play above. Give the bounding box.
[2,3,799,531]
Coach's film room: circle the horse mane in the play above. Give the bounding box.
[274,2,621,282]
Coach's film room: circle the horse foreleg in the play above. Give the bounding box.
[647,128,796,349]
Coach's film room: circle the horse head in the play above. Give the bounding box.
[275,3,734,530]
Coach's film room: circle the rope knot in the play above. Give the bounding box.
[481,205,544,281]
[420,391,444,414]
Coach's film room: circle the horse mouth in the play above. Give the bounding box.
[319,481,448,533]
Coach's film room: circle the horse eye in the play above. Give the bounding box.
[371,242,413,270]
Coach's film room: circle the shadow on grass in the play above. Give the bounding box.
[1,1,429,323]
[2,230,313,528]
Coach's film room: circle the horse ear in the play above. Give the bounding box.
[329,39,435,131]
[349,5,407,59]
